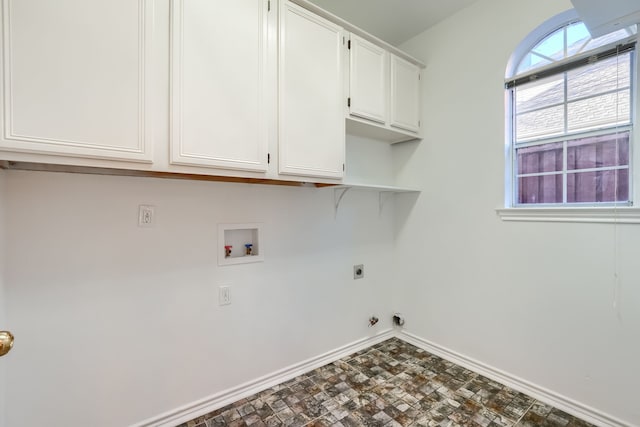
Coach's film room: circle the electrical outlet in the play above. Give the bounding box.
[219,285,231,306]
[138,205,155,227]
[354,264,364,279]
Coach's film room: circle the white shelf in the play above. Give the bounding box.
[327,183,420,214]
[333,183,421,193]
[347,114,420,145]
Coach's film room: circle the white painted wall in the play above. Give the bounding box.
[346,134,396,185]
[0,169,6,427]
[1,170,394,426]
[395,0,640,425]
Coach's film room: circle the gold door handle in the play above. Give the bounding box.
[0,331,14,357]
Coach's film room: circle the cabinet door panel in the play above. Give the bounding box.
[170,0,268,172]
[349,35,387,124]
[390,55,421,134]
[279,1,344,179]
[0,0,153,162]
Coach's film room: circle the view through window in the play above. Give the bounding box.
[507,22,637,205]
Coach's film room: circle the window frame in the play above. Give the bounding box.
[500,10,640,222]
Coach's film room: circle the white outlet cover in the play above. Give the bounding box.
[138,205,155,227]
[219,285,231,306]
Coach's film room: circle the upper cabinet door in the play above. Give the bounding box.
[390,55,421,134]
[278,1,345,179]
[0,0,153,162]
[349,34,388,124]
[170,0,269,172]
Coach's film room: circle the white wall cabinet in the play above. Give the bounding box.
[390,55,421,134]
[278,1,345,179]
[346,34,422,143]
[170,0,269,172]
[0,0,154,162]
[0,0,422,188]
[348,34,388,124]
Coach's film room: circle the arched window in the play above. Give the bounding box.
[505,13,637,206]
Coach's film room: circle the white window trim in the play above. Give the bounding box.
[503,9,640,221]
[496,206,640,223]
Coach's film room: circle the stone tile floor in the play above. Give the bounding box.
[179,338,595,427]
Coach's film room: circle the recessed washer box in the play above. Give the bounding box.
[218,223,264,266]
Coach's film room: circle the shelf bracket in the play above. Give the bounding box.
[334,187,352,217]
[379,191,395,214]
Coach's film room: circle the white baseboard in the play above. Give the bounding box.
[131,329,395,427]
[398,331,632,427]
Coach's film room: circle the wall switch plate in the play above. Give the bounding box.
[354,264,364,279]
[219,285,231,305]
[138,205,155,227]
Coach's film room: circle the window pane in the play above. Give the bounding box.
[567,53,631,100]
[567,132,629,170]
[567,90,630,132]
[532,28,565,62]
[509,21,636,207]
[517,142,563,174]
[515,74,564,112]
[516,104,564,141]
[567,169,629,202]
[582,27,637,53]
[517,52,553,75]
[518,174,563,204]
[513,23,636,76]
[566,22,591,56]
[516,29,565,74]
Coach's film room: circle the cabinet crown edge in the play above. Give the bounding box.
[287,0,426,69]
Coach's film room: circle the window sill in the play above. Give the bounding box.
[496,207,640,224]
